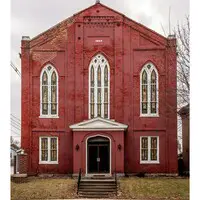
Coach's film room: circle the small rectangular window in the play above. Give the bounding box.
[140,136,159,163]
[40,137,58,164]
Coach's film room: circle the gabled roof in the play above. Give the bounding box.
[28,1,167,48]
[70,117,128,131]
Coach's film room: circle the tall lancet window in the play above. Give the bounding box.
[89,54,110,119]
[140,63,159,116]
[40,64,58,118]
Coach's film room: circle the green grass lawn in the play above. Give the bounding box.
[11,177,77,200]
[11,176,189,200]
[118,177,189,200]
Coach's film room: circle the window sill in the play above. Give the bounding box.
[140,161,160,164]
[39,115,59,119]
[39,161,58,165]
[140,114,159,118]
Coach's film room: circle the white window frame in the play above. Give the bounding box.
[39,137,59,164]
[39,64,59,118]
[140,136,159,164]
[89,53,110,119]
[140,63,159,117]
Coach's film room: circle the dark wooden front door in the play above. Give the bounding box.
[88,137,110,173]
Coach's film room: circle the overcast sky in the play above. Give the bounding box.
[11,0,189,141]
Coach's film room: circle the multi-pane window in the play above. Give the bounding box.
[40,137,58,164]
[89,54,110,119]
[140,63,158,116]
[40,65,58,117]
[140,136,159,163]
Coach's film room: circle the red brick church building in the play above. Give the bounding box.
[21,1,178,176]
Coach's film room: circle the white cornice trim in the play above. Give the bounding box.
[69,117,128,131]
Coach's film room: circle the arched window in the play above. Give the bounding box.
[40,64,58,117]
[89,54,110,119]
[140,63,158,116]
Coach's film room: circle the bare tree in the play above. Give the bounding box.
[10,136,19,146]
[172,16,190,154]
[175,16,190,109]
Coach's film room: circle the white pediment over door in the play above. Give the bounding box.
[69,117,128,131]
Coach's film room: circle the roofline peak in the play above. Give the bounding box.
[95,0,100,4]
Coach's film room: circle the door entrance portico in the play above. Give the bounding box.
[70,117,128,176]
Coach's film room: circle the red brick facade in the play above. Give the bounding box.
[17,153,28,174]
[21,2,177,175]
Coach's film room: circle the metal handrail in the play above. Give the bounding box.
[115,171,117,196]
[77,168,82,195]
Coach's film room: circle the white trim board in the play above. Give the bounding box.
[69,117,128,131]
[140,62,159,117]
[140,136,160,164]
[88,53,110,119]
[39,136,59,164]
[40,64,59,118]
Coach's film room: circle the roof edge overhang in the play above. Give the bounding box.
[69,117,128,132]
[27,2,168,47]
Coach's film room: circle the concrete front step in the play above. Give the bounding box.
[81,178,115,182]
[79,185,117,189]
[80,182,116,186]
[79,188,116,192]
[84,176,114,180]
[79,191,116,194]
[78,194,110,199]
[78,178,117,198]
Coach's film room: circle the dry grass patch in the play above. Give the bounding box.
[118,177,189,200]
[11,177,77,200]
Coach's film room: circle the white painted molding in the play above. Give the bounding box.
[69,117,128,131]
[40,64,59,118]
[39,137,59,164]
[140,136,159,164]
[88,53,110,119]
[140,62,159,116]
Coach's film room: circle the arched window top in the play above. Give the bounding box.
[140,62,159,117]
[42,71,48,85]
[140,63,158,77]
[89,53,110,119]
[90,53,109,68]
[51,71,57,85]
[151,70,156,84]
[142,70,147,84]
[40,64,58,80]
[40,64,59,118]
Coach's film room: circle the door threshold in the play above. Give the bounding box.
[85,173,112,177]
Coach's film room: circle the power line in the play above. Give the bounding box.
[10,61,21,77]
[11,119,21,126]
[11,114,21,122]
[11,123,21,131]
[11,117,21,126]
[11,121,21,129]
